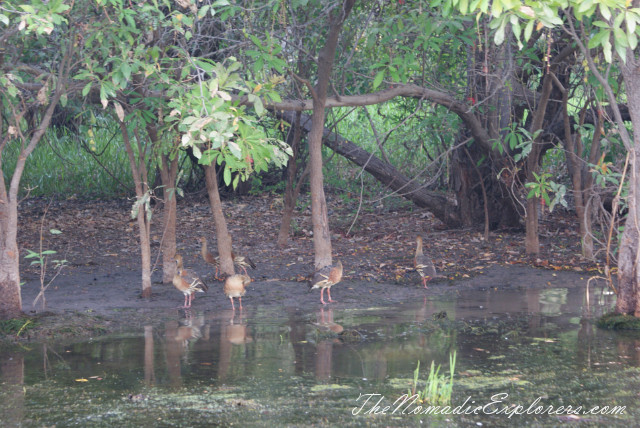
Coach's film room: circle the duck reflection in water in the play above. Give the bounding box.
[218,309,253,381]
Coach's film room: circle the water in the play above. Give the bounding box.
[1,280,637,427]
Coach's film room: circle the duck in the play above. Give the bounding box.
[197,237,256,277]
[224,274,251,310]
[309,260,343,305]
[414,236,436,288]
[172,254,208,308]
[197,237,221,279]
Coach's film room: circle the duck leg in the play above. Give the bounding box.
[327,287,336,303]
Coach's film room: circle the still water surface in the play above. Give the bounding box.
[1,279,637,427]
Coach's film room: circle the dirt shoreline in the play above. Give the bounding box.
[8,195,607,341]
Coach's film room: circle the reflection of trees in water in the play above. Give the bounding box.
[1,351,24,426]
[144,325,155,387]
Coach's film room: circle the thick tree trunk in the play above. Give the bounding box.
[204,164,234,275]
[308,0,355,270]
[616,52,640,316]
[451,144,521,228]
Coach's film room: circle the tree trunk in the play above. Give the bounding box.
[308,0,355,270]
[616,64,640,316]
[204,164,234,275]
[159,152,179,283]
[562,98,602,260]
[278,111,305,248]
[147,125,179,283]
[120,122,152,298]
[451,143,521,228]
[0,62,68,318]
[523,70,555,255]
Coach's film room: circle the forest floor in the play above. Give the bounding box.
[10,192,609,341]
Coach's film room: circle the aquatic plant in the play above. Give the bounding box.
[409,351,456,405]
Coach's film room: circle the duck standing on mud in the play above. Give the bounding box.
[414,236,436,288]
[309,261,343,305]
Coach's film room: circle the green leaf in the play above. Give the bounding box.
[121,62,132,81]
[588,29,610,49]
[600,3,611,21]
[494,19,506,45]
[41,250,57,255]
[198,5,210,18]
[24,251,40,259]
[524,18,534,41]
[50,229,63,235]
[372,70,385,89]
[223,166,231,185]
[627,12,637,35]
[603,38,613,63]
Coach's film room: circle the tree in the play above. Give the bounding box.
[0,1,73,319]
[439,0,640,315]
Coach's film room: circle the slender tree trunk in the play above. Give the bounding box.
[204,164,234,275]
[0,49,69,318]
[309,0,354,269]
[159,152,178,283]
[524,71,555,255]
[147,125,179,283]
[563,98,602,260]
[120,122,152,297]
[278,112,304,248]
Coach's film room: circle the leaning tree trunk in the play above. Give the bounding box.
[204,164,234,275]
[277,110,461,227]
[307,0,355,270]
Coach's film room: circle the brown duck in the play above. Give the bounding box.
[172,254,208,308]
[224,274,251,310]
[197,237,256,277]
[309,260,343,305]
[414,236,436,288]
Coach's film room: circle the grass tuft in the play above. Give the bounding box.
[408,351,456,405]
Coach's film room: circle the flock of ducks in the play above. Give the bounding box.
[172,236,435,309]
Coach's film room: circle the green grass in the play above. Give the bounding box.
[2,121,201,199]
[3,125,134,198]
[0,317,37,337]
[408,351,457,405]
